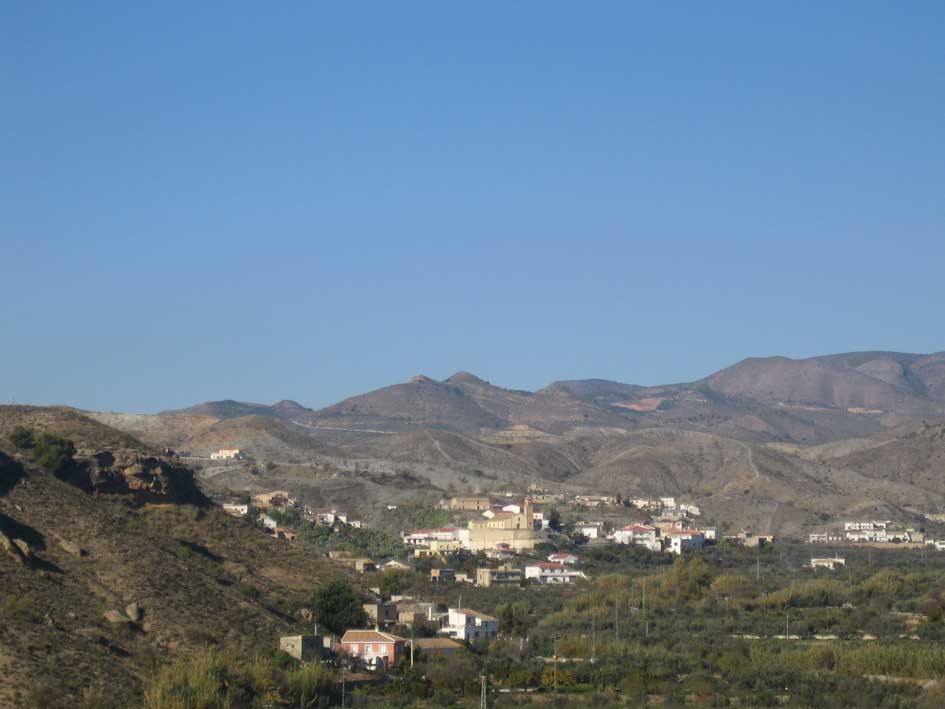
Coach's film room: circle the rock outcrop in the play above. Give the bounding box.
[82,450,205,505]
[1,530,28,565]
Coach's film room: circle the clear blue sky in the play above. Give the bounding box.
[2,2,944,413]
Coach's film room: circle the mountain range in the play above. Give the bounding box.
[162,350,945,443]
[78,351,945,536]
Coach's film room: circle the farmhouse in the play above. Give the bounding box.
[547,552,580,565]
[211,448,242,460]
[524,562,588,585]
[340,630,406,670]
[440,608,499,642]
[613,524,661,551]
[476,565,522,588]
[665,528,705,555]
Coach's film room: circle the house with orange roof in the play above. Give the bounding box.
[664,528,705,554]
[612,524,661,551]
[340,629,406,670]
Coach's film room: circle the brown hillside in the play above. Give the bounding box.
[0,414,356,707]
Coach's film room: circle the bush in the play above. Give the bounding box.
[31,432,75,473]
[9,426,35,450]
[239,584,262,600]
[0,595,41,623]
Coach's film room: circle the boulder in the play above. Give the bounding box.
[12,539,31,559]
[58,539,87,558]
[0,531,27,566]
[103,610,130,625]
[125,602,142,622]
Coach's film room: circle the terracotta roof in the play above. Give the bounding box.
[622,525,656,532]
[341,630,406,644]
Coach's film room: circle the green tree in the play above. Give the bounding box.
[548,507,563,532]
[32,433,75,473]
[9,426,35,450]
[310,579,368,635]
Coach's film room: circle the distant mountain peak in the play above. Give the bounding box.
[444,371,489,386]
[408,375,438,385]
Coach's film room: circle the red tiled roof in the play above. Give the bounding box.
[341,630,406,644]
[622,525,656,532]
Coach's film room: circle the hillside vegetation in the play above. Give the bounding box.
[0,411,352,707]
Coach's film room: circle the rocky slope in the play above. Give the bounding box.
[0,413,351,707]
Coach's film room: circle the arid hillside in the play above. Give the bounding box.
[0,411,353,707]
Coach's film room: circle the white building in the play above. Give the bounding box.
[258,514,278,530]
[665,528,705,555]
[811,557,846,570]
[612,524,661,551]
[525,562,587,584]
[222,503,249,517]
[696,526,718,542]
[403,527,470,548]
[211,448,242,460]
[547,553,580,565]
[576,522,605,540]
[440,608,499,642]
[659,497,677,511]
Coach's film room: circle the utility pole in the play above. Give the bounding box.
[614,595,619,640]
[480,673,488,709]
[785,608,790,638]
[592,614,596,661]
[756,552,760,582]
[410,626,414,668]
[642,580,648,639]
[341,679,345,708]
[553,635,558,694]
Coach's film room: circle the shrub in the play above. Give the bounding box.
[239,584,262,600]
[0,595,40,623]
[9,426,35,450]
[31,432,75,473]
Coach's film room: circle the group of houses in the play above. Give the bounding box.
[411,496,548,556]
[809,520,929,546]
[279,619,473,672]
[220,488,366,542]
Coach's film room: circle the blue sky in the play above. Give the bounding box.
[2,2,944,412]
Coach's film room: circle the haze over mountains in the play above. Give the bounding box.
[82,350,945,538]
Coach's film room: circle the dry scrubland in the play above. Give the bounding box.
[0,409,351,707]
